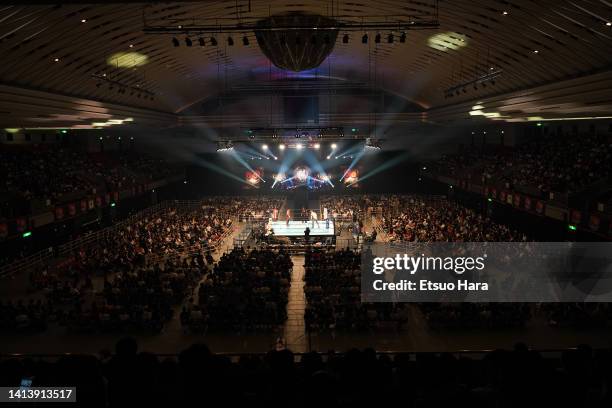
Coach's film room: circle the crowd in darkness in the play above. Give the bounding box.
[5,203,239,333]
[304,248,409,331]
[0,337,610,407]
[189,247,292,332]
[432,132,612,195]
[380,195,527,242]
[0,146,180,203]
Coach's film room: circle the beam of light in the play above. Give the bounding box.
[340,148,365,181]
[302,150,334,187]
[346,151,411,187]
[230,149,265,181]
[334,143,363,159]
[234,145,269,159]
[194,157,254,186]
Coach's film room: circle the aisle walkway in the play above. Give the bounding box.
[284,255,308,352]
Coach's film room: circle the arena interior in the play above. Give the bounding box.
[1,0,612,406]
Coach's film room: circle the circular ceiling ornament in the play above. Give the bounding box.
[255,12,339,72]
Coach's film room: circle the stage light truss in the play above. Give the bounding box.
[143,15,440,36]
[219,126,367,143]
[91,74,155,99]
[444,70,503,98]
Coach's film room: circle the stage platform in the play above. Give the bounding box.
[267,220,334,237]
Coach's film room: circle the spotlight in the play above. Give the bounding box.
[228,36,234,46]
[210,37,217,46]
[262,144,268,150]
[279,144,285,150]
[172,37,180,47]
[387,33,394,43]
[296,144,303,150]
[342,34,349,43]
[331,143,337,149]
[198,37,205,46]
[185,37,192,47]
[375,33,381,43]
[400,32,406,43]
[362,33,368,44]
[314,143,320,149]
[242,36,249,46]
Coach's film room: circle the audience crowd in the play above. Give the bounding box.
[0,338,610,407]
[379,195,527,242]
[431,133,612,195]
[190,247,292,332]
[304,248,409,331]
[0,146,180,203]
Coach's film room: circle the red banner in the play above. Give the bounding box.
[500,191,507,202]
[524,197,532,211]
[55,207,64,220]
[536,201,544,214]
[15,218,27,232]
[589,215,600,232]
[112,191,119,202]
[68,203,76,216]
[80,199,87,213]
[513,194,521,207]
[0,223,7,238]
[491,188,497,199]
[570,210,581,225]
[96,196,102,207]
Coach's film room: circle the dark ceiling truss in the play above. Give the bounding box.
[142,15,440,35]
[0,0,609,118]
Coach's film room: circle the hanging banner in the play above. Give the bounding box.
[15,218,27,232]
[589,215,600,232]
[570,210,582,225]
[55,207,64,220]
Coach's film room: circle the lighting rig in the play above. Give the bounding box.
[92,73,156,100]
[444,69,502,99]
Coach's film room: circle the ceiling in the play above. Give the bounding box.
[0,0,611,128]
